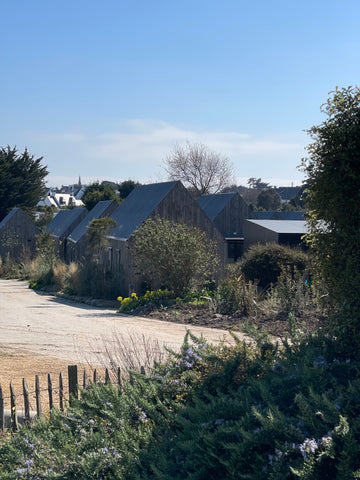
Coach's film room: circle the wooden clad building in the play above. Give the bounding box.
[46,207,88,258]
[107,181,227,296]
[197,192,254,262]
[0,208,40,261]
[66,200,118,263]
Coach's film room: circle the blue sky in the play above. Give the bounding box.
[2,0,360,187]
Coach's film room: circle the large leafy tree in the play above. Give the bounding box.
[257,188,282,210]
[301,86,360,351]
[132,216,219,295]
[163,142,234,197]
[0,146,48,220]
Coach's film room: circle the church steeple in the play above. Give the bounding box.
[78,176,81,186]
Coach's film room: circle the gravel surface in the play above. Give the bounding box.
[0,280,237,366]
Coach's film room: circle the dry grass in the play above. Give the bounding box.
[90,330,171,376]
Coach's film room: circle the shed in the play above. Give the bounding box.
[197,192,254,262]
[244,219,309,250]
[66,200,118,262]
[107,181,226,296]
[46,208,87,258]
[0,208,40,261]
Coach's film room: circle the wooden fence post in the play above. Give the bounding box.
[105,368,110,385]
[22,378,30,426]
[0,383,4,431]
[35,375,42,418]
[140,366,146,375]
[10,381,18,432]
[68,365,78,406]
[83,369,87,389]
[48,374,53,410]
[117,367,122,393]
[59,372,64,412]
[93,369,98,384]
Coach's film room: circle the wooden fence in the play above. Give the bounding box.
[0,364,145,432]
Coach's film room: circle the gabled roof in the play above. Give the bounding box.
[246,219,309,234]
[0,208,22,228]
[67,200,117,243]
[46,208,87,238]
[109,181,179,240]
[197,193,236,221]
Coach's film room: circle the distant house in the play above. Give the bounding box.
[244,219,309,250]
[0,208,40,261]
[197,192,254,262]
[107,181,226,296]
[46,208,87,258]
[66,200,118,263]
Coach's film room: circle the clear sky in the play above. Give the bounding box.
[2,0,360,187]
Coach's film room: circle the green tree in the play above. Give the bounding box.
[301,86,360,352]
[86,217,117,263]
[247,177,270,190]
[132,216,219,295]
[82,182,120,211]
[118,179,140,199]
[257,188,282,210]
[0,146,48,220]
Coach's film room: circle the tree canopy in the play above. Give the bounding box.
[301,86,360,352]
[257,188,282,210]
[0,146,48,220]
[82,182,121,211]
[132,216,219,295]
[163,142,234,197]
[118,179,140,199]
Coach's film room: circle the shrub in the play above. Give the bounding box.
[216,269,259,316]
[240,243,309,288]
[132,216,219,295]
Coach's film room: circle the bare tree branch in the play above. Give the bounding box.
[163,142,234,197]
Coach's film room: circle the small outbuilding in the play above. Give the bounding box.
[107,181,226,296]
[197,192,254,262]
[46,208,88,258]
[66,200,118,263]
[0,208,40,261]
[244,219,309,250]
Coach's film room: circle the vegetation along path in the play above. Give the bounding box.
[0,280,236,367]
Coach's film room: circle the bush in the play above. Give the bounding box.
[240,243,309,288]
[216,269,259,316]
[133,216,219,296]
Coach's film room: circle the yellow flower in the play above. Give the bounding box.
[117,296,123,302]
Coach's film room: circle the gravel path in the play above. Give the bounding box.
[0,280,235,365]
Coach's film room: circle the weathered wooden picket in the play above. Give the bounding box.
[0,364,137,432]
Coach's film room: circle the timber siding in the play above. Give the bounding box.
[107,181,226,296]
[46,208,87,258]
[197,192,254,262]
[0,208,40,261]
[66,200,118,263]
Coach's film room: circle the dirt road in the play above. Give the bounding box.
[0,280,233,366]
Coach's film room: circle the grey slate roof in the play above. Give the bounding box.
[46,208,87,238]
[253,211,277,220]
[67,200,117,243]
[0,208,20,228]
[253,211,305,221]
[109,181,179,240]
[197,193,235,221]
[246,219,309,234]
